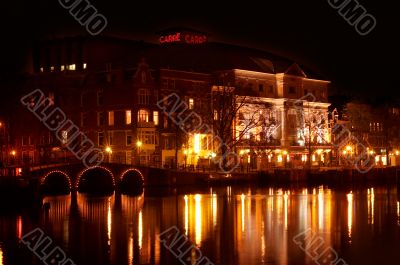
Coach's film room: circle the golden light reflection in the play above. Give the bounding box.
[300,189,308,229]
[128,231,134,265]
[318,188,324,230]
[107,198,112,246]
[367,188,375,224]
[397,201,400,225]
[284,192,288,230]
[138,210,143,249]
[0,244,3,265]
[17,215,22,239]
[241,193,245,232]
[184,195,189,235]
[261,220,266,262]
[194,194,202,246]
[212,194,217,227]
[347,192,353,240]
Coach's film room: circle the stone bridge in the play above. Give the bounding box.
[26,163,171,194]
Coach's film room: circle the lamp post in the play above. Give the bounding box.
[105,146,112,163]
[10,150,16,165]
[136,140,142,166]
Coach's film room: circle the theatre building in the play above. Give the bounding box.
[9,29,331,169]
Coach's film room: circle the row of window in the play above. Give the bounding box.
[84,110,160,127]
[40,63,87,73]
[97,131,158,146]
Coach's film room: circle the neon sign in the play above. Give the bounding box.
[159,32,207,44]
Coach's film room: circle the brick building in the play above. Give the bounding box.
[6,29,332,169]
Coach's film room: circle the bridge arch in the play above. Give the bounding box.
[40,170,72,195]
[119,168,144,194]
[76,166,115,194]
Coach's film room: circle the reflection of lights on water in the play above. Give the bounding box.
[128,231,134,265]
[347,192,353,240]
[0,244,3,265]
[17,215,22,239]
[318,188,324,230]
[212,194,217,227]
[300,189,308,229]
[184,195,189,235]
[241,194,245,232]
[194,194,202,246]
[367,188,375,224]
[107,199,112,246]
[138,210,143,249]
[397,201,400,225]
[284,192,288,230]
[261,220,265,262]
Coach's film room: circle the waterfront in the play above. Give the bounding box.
[0,184,400,265]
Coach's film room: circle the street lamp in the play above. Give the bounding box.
[105,146,112,163]
[10,150,16,165]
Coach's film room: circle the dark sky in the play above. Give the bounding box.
[0,0,397,101]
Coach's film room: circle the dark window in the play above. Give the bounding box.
[259,84,264,92]
[269,85,273,93]
[289,87,296,94]
[98,112,104,126]
[97,91,104,106]
[126,135,132,146]
[98,132,104,146]
[304,89,308,95]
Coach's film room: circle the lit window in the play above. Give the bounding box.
[68,64,76,71]
[194,134,201,153]
[61,130,68,144]
[83,63,87,69]
[153,111,159,125]
[108,111,114,126]
[40,67,44,73]
[214,110,218,120]
[49,92,55,106]
[189,98,194,109]
[125,110,132,125]
[61,65,65,71]
[138,109,149,122]
[50,66,55,72]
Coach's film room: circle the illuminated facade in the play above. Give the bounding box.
[9,30,332,169]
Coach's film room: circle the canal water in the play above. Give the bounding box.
[1,185,400,265]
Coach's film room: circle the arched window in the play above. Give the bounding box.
[138,109,149,122]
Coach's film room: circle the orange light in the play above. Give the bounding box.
[11,150,16,156]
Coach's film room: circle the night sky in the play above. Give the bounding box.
[0,0,396,102]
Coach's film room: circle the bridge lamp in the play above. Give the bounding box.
[136,141,142,148]
[10,150,16,156]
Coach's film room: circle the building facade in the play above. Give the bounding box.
[6,30,333,170]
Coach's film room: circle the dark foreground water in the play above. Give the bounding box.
[1,185,400,265]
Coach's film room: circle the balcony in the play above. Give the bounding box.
[137,121,155,128]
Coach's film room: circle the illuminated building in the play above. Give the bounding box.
[9,28,332,168]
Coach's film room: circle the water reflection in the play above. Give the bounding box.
[0,186,399,265]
